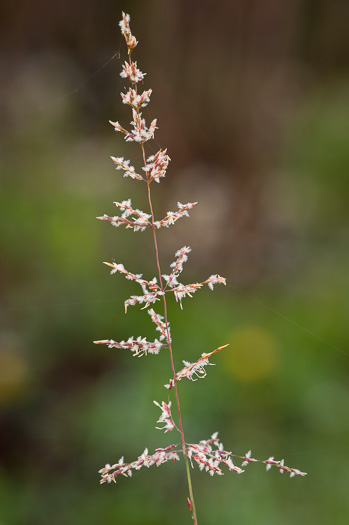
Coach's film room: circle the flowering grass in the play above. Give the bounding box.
[95,13,306,524]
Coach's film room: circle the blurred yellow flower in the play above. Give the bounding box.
[224,326,278,381]
[0,347,29,403]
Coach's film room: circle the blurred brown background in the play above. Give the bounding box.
[1,1,349,524]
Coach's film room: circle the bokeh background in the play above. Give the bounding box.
[1,0,349,523]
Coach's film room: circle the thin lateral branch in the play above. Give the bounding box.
[167,274,226,308]
[110,156,144,181]
[110,109,157,143]
[102,261,163,311]
[97,199,152,232]
[103,261,159,289]
[236,450,307,477]
[153,202,197,229]
[99,446,181,484]
[148,308,171,342]
[98,201,197,232]
[98,431,306,487]
[165,344,229,390]
[121,87,152,109]
[94,337,165,356]
[142,149,170,183]
[154,400,178,433]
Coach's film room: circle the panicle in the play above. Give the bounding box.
[95,12,307,508]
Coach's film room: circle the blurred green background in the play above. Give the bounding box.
[1,1,349,523]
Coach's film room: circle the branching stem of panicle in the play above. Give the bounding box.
[99,15,305,521]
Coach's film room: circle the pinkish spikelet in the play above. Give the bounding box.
[153,400,176,433]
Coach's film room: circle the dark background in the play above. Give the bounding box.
[1,1,349,523]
